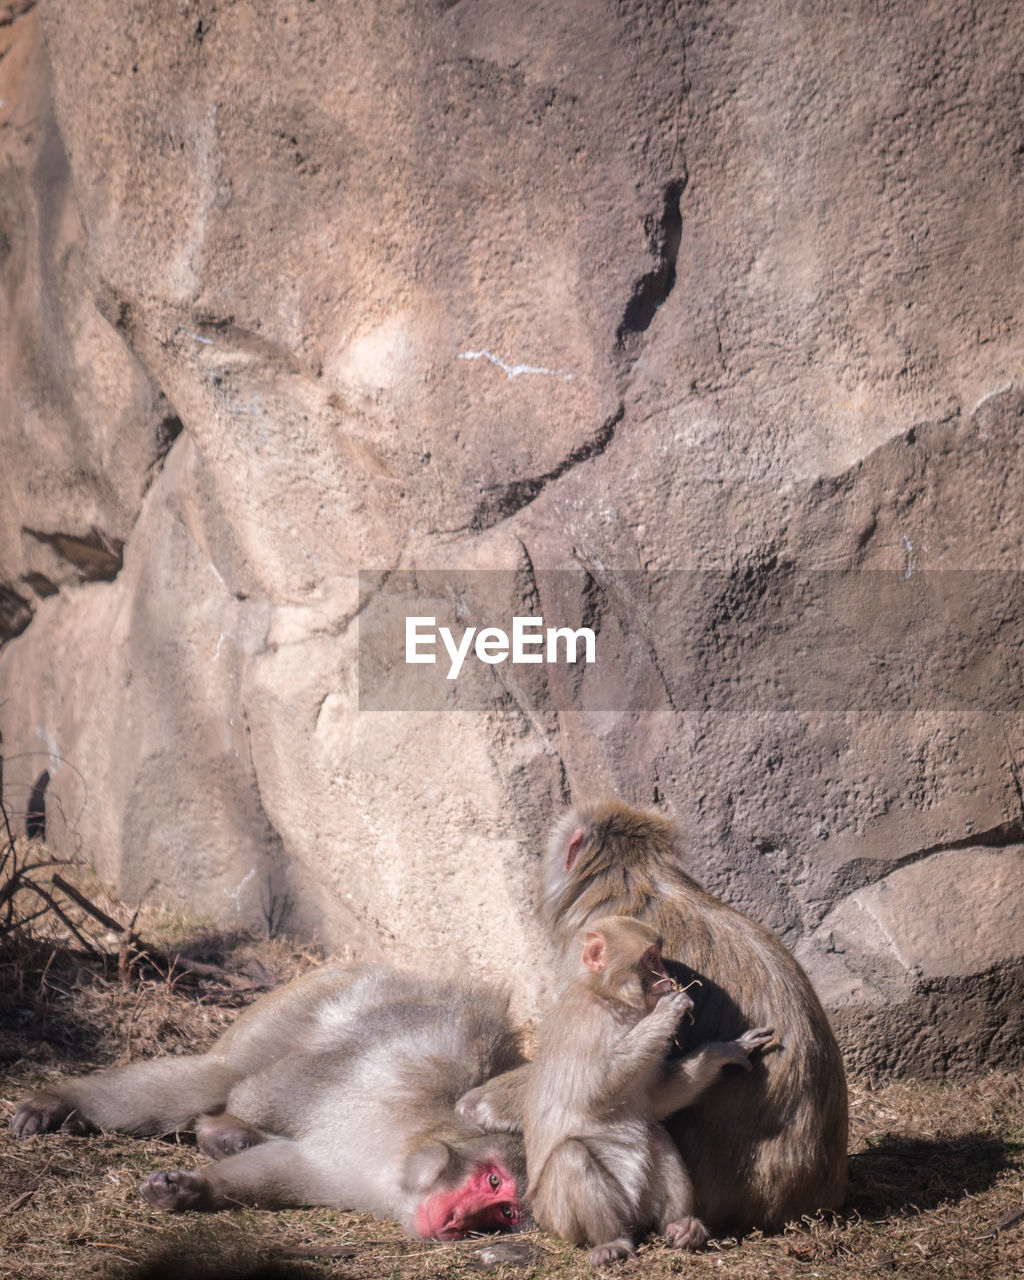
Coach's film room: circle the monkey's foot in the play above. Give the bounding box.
[196,1111,267,1159]
[11,1092,85,1138]
[587,1237,635,1266]
[140,1169,208,1212]
[664,1216,709,1251]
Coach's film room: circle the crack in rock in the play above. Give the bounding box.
[0,1,36,29]
[468,403,624,531]
[22,528,124,582]
[615,177,685,355]
[449,178,684,533]
[0,583,32,644]
[834,817,1024,902]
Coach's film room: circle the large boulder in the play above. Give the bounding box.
[1,0,1022,1070]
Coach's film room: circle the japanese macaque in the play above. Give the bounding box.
[459,801,849,1235]
[525,916,772,1266]
[12,964,527,1240]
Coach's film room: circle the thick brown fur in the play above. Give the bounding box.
[541,801,849,1233]
[460,802,848,1235]
[524,916,771,1265]
[12,964,528,1239]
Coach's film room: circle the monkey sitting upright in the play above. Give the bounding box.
[12,964,527,1240]
[523,916,771,1265]
[459,800,849,1236]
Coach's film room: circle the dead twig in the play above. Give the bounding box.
[0,1189,37,1214]
[976,1206,1024,1241]
[0,1155,57,1214]
[119,892,151,986]
[25,883,107,961]
[51,873,132,937]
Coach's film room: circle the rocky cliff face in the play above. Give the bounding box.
[1,0,1022,1075]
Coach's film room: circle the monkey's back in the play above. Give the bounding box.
[658,890,848,1232]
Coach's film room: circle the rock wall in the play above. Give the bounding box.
[1,0,1022,1075]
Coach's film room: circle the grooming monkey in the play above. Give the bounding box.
[526,916,772,1265]
[12,964,527,1239]
[460,800,849,1235]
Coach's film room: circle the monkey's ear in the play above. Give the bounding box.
[582,931,608,972]
[565,826,587,871]
[401,1140,456,1194]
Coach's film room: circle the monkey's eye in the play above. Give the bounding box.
[488,1173,501,1190]
[501,1203,514,1219]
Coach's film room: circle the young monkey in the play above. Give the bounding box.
[524,916,772,1266]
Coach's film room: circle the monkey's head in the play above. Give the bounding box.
[542,801,679,936]
[405,1132,527,1240]
[579,915,676,1012]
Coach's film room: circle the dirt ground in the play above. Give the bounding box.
[1,871,1022,1280]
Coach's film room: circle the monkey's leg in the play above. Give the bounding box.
[531,1139,636,1265]
[456,1062,530,1133]
[141,1136,332,1211]
[195,1110,272,1159]
[12,1055,244,1139]
[649,1027,774,1120]
[648,1125,708,1252]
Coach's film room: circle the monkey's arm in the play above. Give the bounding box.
[591,990,695,1105]
[456,1062,530,1133]
[141,1135,333,1211]
[650,1027,774,1119]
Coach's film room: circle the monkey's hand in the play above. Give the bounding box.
[11,1091,90,1138]
[140,1169,209,1212]
[456,1064,529,1134]
[598,989,699,1104]
[649,1027,774,1118]
[731,1026,775,1067]
[655,987,695,1026]
[630,989,696,1060]
[702,1026,775,1073]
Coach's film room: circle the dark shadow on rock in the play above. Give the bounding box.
[848,1134,1012,1218]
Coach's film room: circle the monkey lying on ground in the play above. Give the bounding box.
[525,915,772,1265]
[12,964,527,1239]
[459,800,849,1235]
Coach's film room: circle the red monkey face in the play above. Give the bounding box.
[414,1161,525,1240]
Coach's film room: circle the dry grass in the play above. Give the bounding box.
[0,862,1022,1280]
